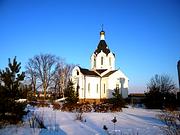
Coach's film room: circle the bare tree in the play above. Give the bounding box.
[53,61,74,98]
[145,74,177,109]
[26,54,58,98]
[52,59,65,98]
[147,74,176,94]
[25,59,37,97]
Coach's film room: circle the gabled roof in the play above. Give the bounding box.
[96,69,107,74]
[77,66,118,78]
[103,70,117,77]
[79,67,100,77]
[94,40,110,55]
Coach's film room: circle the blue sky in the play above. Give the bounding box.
[0,0,180,93]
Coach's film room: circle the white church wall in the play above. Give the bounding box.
[107,52,115,70]
[72,66,85,99]
[78,75,85,99]
[107,76,120,98]
[101,78,108,98]
[93,51,115,70]
[95,51,107,69]
[110,70,129,88]
[90,54,96,69]
[108,70,129,98]
[90,49,115,70]
[85,76,101,99]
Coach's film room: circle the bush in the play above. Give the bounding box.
[144,74,177,110]
[107,88,126,111]
[28,111,46,129]
[75,112,84,122]
[157,111,180,135]
[52,102,61,110]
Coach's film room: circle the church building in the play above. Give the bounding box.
[72,29,129,103]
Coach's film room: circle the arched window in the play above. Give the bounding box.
[101,57,103,65]
[109,57,111,66]
[88,83,90,94]
[77,71,79,75]
[94,58,96,68]
[116,84,119,89]
[96,84,98,93]
[104,83,106,94]
[116,84,120,94]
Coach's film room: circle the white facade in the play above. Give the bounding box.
[91,52,115,70]
[72,30,129,102]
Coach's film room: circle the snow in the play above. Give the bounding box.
[55,97,66,102]
[0,106,166,135]
[15,99,27,103]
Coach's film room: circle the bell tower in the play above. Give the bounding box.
[91,29,115,70]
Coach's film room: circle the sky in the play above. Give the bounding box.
[0,0,180,93]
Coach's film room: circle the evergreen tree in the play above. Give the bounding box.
[108,88,126,111]
[0,57,26,123]
[64,80,78,104]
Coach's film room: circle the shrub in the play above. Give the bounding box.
[52,102,61,110]
[107,88,126,111]
[75,112,84,122]
[157,110,180,135]
[144,74,177,109]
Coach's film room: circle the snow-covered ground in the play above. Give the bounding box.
[0,106,166,135]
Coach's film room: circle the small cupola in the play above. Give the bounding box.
[94,29,110,56]
[100,30,105,40]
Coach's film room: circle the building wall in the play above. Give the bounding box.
[107,75,120,98]
[108,70,129,98]
[85,76,101,99]
[91,51,115,70]
[90,54,96,69]
[72,66,84,98]
[101,77,108,99]
[72,66,102,100]
[72,66,129,101]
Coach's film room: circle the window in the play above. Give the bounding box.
[101,57,103,65]
[104,84,106,93]
[96,84,98,93]
[94,58,96,68]
[116,84,119,89]
[88,83,90,94]
[77,71,79,75]
[109,57,111,66]
[116,84,120,94]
